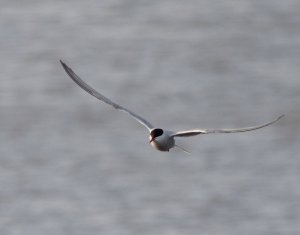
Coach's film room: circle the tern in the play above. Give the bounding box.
[60,60,284,153]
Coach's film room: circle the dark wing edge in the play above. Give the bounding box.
[172,115,284,137]
[60,60,154,131]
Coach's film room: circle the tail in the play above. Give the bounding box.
[174,144,191,155]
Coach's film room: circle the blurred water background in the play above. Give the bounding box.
[0,0,299,234]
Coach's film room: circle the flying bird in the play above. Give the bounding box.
[60,60,284,153]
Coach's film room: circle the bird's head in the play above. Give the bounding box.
[149,128,164,143]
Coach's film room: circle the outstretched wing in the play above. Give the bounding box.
[60,60,154,131]
[172,115,284,137]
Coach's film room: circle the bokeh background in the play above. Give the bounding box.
[1,0,299,234]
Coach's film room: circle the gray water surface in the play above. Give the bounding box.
[0,1,299,234]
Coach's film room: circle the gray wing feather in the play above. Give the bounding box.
[172,115,284,137]
[60,60,154,131]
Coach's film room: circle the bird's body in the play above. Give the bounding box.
[60,60,284,153]
[150,129,175,152]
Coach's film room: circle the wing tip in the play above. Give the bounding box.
[59,59,76,80]
[278,114,285,120]
[59,59,68,70]
[275,114,285,123]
